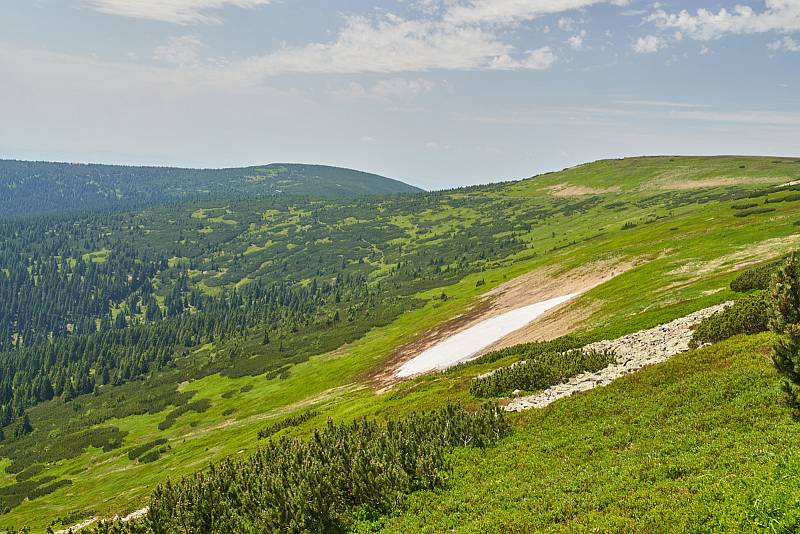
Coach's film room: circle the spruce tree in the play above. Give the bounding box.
[770,252,800,415]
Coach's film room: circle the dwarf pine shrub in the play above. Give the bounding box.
[690,292,771,348]
[770,252,800,416]
[470,348,615,398]
[87,403,508,534]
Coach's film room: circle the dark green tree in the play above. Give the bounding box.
[770,252,800,415]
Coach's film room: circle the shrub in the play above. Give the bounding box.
[731,260,784,292]
[733,207,776,218]
[92,403,508,534]
[128,438,168,461]
[138,449,164,464]
[158,399,212,431]
[690,292,771,348]
[770,253,800,416]
[470,348,615,398]
[448,334,588,373]
[731,203,759,210]
[258,410,319,439]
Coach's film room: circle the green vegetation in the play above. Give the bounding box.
[257,410,319,439]
[89,404,507,534]
[769,253,800,416]
[371,335,800,532]
[127,439,168,461]
[730,258,784,292]
[470,348,615,398]
[690,291,771,347]
[0,160,422,218]
[2,155,800,530]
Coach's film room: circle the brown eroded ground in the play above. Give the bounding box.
[547,183,621,197]
[649,174,788,191]
[372,257,641,387]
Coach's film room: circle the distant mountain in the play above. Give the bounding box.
[0,160,423,218]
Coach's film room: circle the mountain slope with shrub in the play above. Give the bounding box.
[0,160,422,218]
[2,156,800,531]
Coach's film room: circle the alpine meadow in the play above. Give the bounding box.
[2,0,800,532]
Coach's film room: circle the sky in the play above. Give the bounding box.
[0,1,799,189]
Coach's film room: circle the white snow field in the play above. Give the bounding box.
[396,293,579,377]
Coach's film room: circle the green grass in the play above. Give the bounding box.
[370,334,800,533]
[4,156,800,531]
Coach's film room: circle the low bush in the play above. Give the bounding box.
[258,410,319,440]
[733,207,776,218]
[89,403,508,534]
[448,334,588,373]
[158,399,212,431]
[470,348,615,398]
[690,292,771,348]
[730,260,784,292]
[127,438,168,461]
[138,448,167,464]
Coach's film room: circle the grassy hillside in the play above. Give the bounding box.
[0,160,422,218]
[374,333,800,533]
[1,155,800,531]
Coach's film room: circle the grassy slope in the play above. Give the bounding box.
[375,334,800,533]
[4,156,800,530]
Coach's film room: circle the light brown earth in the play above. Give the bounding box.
[374,257,642,387]
[650,175,787,191]
[668,235,800,278]
[547,183,621,197]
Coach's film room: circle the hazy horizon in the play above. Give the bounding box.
[2,0,799,189]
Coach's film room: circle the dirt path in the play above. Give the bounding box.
[505,302,731,411]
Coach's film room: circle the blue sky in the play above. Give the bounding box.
[0,0,798,189]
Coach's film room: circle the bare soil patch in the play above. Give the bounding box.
[547,183,620,197]
[668,235,800,278]
[651,175,787,191]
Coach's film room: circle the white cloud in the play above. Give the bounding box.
[84,0,272,25]
[154,35,203,65]
[490,47,555,70]
[632,34,665,53]
[647,1,800,41]
[558,17,576,31]
[567,30,587,49]
[769,36,800,52]
[235,15,555,76]
[445,0,630,25]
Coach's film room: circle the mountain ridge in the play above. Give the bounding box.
[0,159,423,219]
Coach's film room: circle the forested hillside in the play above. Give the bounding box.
[0,160,422,218]
[1,156,800,531]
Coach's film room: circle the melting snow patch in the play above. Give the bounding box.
[396,293,578,377]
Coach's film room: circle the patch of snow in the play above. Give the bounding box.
[396,293,579,377]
